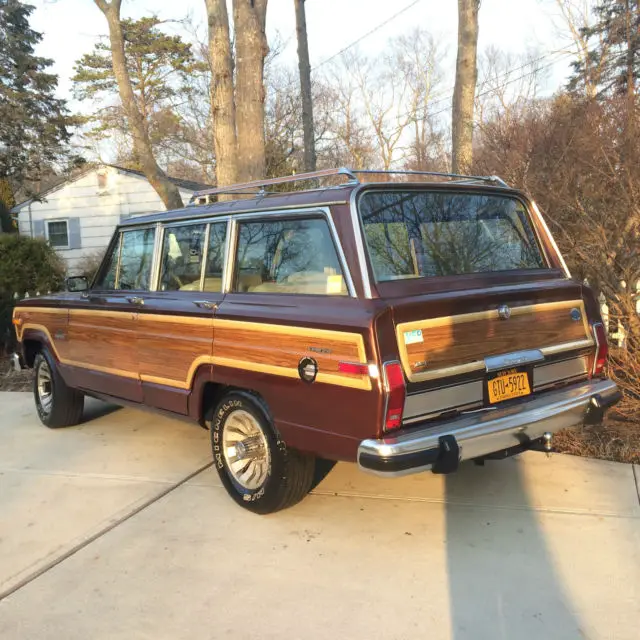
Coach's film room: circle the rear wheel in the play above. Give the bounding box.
[210,391,315,514]
[33,349,84,428]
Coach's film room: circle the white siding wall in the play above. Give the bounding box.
[15,166,194,274]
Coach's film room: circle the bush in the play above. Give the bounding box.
[0,234,66,354]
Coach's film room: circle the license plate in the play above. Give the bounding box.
[487,369,531,404]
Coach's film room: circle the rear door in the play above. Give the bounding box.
[359,188,595,425]
[137,219,228,413]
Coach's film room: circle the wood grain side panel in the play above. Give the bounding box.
[211,319,370,390]
[67,309,138,378]
[398,301,592,382]
[138,314,214,387]
[15,307,372,391]
[13,307,68,360]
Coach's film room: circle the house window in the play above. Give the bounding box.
[47,220,69,248]
[97,172,108,189]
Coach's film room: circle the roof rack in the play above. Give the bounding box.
[189,167,509,204]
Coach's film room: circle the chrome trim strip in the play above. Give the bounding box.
[484,349,544,372]
[541,339,593,356]
[403,381,483,422]
[199,223,212,292]
[120,201,349,226]
[149,223,163,292]
[222,218,237,294]
[349,186,373,299]
[409,339,593,382]
[358,378,619,477]
[224,207,356,298]
[530,200,571,278]
[534,356,589,388]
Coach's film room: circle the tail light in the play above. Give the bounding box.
[382,361,406,431]
[591,322,609,376]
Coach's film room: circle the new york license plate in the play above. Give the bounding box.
[487,369,531,404]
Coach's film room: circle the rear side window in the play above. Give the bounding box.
[233,217,347,295]
[359,191,545,281]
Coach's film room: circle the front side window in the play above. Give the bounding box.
[94,234,120,290]
[359,191,546,282]
[159,224,206,291]
[233,217,347,295]
[47,220,69,248]
[117,228,156,290]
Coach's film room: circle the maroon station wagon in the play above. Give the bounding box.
[13,168,620,513]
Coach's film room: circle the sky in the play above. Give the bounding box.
[30,0,580,104]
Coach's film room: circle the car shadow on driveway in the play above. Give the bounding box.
[81,398,122,423]
[444,459,582,639]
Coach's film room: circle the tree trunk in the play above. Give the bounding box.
[294,0,316,172]
[233,0,268,182]
[205,0,238,192]
[451,0,479,174]
[93,1,183,210]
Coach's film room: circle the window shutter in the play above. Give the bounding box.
[68,217,82,250]
[32,219,45,238]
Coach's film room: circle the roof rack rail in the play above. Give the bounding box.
[189,167,509,204]
[190,167,358,204]
[349,169,509,188]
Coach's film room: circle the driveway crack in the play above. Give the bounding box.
[0,461,213,602]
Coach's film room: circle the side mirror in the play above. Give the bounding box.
[65,275,89,292]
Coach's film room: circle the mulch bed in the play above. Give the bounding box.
[0,357,33,392]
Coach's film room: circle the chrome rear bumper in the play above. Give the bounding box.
[358,378,621,477]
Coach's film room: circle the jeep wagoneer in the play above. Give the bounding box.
[12,168,621,513]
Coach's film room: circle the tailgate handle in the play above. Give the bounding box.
[484,350,544,372]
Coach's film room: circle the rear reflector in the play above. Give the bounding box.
[592,322,609,376]
[338,361,370,376]
[383,361,406,431]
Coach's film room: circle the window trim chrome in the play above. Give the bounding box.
[351,186,555,296]
[225,206,356,298]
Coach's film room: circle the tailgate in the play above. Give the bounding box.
[390,281,596,425]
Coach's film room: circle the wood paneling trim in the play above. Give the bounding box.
[16,322,138,379]
[396,300,594,383]
[15,307,371,391]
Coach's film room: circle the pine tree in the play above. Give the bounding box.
[72,16,204,166]
[570,0,639,98]
[0,0,71,216]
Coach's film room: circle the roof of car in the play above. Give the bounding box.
[120,179,517,228]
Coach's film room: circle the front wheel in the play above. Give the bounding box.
[210,392,315,514]
[34,349,84,428]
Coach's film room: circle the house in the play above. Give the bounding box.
[11,164,211,274]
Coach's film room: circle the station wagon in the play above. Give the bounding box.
[12,168,621,513]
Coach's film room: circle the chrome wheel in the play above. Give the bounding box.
[222,409,270,490]
[36,359,53,416]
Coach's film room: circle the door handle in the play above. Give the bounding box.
[193,300,218,311]
[127,296,145,306]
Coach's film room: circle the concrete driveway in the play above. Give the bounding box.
[0,391,639,640]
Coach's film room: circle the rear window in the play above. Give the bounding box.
[359,191,546,282]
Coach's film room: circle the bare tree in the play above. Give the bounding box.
[552,0,609,98]
[452,0,480,174]
[234,0,269,182]
[294,0,316,172]
[93,0,183,209]
[205,0,237,189]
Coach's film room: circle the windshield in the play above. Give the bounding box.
[358,190,546,282]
